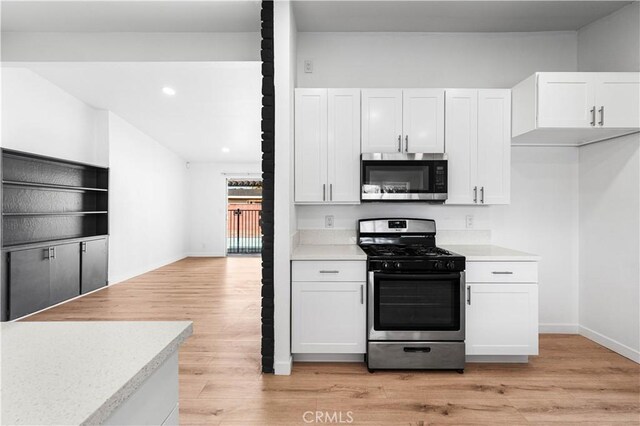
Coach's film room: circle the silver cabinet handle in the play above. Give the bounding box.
[598,106,604,126]
[405,135,409,152]
[81,242,87,253]
[330,183,333,201]
[319,270,339,274]
[590,106,596,126]
[473,186,477,203]
[50,247,56,260]
[467,285,471,305]
[360,285,364,304]
[480,186,485,204]
[397,135,402,152]
[323,184,326,201]
[44,248,50,260]
[492,271,513,275]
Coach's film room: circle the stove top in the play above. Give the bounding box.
[360,244,455,258]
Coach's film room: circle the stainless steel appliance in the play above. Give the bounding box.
[361,153,447,202]
[358,218,466,372]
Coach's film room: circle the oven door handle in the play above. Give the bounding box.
[403,347,432,353]
[372,273,461,280]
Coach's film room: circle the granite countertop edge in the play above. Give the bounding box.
[81,322,193,426]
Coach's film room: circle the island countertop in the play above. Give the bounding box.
[1,321,192,426]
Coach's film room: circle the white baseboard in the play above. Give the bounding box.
[185,252,225,257]
[293,353,365,363]
[579,325,640,364]
[539,323,579,334]
[466,355,529,363]
[274,356,293,375]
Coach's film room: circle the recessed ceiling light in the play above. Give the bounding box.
[221,147,230,153]
[162,87,176,96]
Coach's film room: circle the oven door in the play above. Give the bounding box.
[368,271,465,341]
[361,154,447,201]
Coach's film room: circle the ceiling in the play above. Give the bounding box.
[1,1,261,32]
[293,1,634,32]
[12,62,261,163]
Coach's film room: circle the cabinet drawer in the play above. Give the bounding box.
[292,261,366,282]
[466,262,538,283]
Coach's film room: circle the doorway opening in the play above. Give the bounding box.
[226,178,263,255]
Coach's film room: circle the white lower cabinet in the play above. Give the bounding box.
[465,262,539,356]
[292,261,366,354]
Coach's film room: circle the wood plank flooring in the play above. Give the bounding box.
[24,257,640,425]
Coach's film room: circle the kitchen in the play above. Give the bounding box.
[1,0,639,424]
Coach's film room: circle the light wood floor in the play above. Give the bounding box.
[24,257,640,425]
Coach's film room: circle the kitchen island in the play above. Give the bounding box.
[1,321,192,425]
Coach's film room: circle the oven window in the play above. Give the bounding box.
[374,274,460,331]
[362,161,431,194]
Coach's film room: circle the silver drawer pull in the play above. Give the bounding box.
[319,270,339,274]
[492,271,513,275]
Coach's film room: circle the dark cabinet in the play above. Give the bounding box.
[8,243,82,320]
[81,238,108,294]
[50,243,81,305]
[8,247,51,320]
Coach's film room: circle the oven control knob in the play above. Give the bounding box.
[382,262,390,269]
[394,262,402,269]
[433,261,441,269]
[447,261,456,270]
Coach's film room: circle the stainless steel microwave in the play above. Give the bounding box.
[361,153,448,202]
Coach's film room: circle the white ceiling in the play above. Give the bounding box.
[1,1,261,32]
[293,1,633,32]
[12,62,261,163]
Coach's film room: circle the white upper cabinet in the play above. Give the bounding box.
[362,89,445,153]
[537,73,596,128]
[295,88,360,204]
[294,89,327,203]
[512,72,640,146]
[596,73,640,128]
[445,89,478,205]
[402,89,445,153]
[328,89,361,203]
[477,90,511,205]
[446,89,511,205]
[361,89,403,153]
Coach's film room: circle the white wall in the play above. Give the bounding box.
[297,147,580,331]
[1,32,260,62]
[576,2,640,362]
[1,67,108,166]
[107,112,188,284]
[578,136,639,362]
[297,31,577,88]
[578,2,640,72]
[274,0,297,375]
[186,162,261,257]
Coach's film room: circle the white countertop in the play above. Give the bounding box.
[291,244,367,261]
[1,321,193,426]
[441,244,541,261]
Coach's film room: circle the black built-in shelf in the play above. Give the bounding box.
[1,149,110,320]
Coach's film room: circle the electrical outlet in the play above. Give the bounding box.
[325,215,334,228]
[304,60,313,73]
[465,215,474,229]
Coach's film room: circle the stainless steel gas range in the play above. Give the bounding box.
[358,218,466,372]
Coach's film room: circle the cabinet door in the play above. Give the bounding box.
[292,281,366,353]
[49,243,80,305]
[595,73,640,128]
[537,73,596,128]
[402,89,445,153]
[81,238,108,294]
[445,89,478,205]
[466,283,538,356]
[361,89,403,153]
[327,89,361,203]
[295,89,328,203]
[477,89,511,205]
[8,247,51,320]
